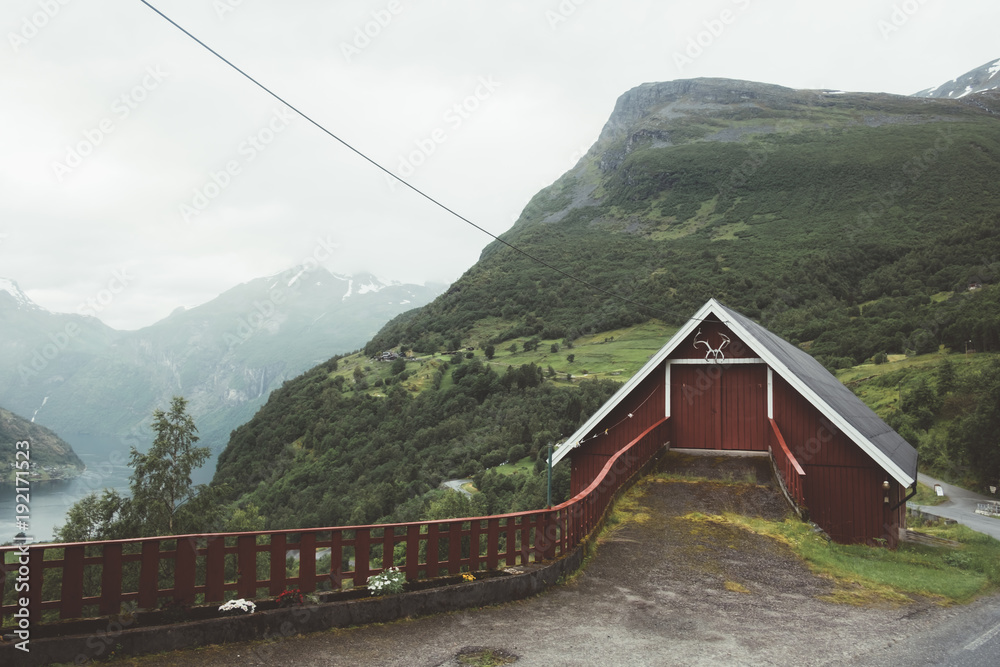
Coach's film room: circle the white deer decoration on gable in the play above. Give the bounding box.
[693,328,730,362]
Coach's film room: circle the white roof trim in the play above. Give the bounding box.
[551,299,717,467]
[552,299,915,487]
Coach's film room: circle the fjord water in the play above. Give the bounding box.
[1,434,131,543]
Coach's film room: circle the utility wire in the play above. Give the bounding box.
[137,0,662,317]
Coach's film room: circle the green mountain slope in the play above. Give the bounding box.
[367,80,1000,366]
[0,406,84,483]
[213,78,1000,526]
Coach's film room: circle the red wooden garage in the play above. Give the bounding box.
[552,299,918,547]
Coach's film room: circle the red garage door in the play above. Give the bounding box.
[669,364,768,451]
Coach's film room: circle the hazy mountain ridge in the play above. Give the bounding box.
[0,267,443,459]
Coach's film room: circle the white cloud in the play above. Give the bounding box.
[2,0,998,328]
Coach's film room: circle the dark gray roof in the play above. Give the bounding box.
[716,301,918,483]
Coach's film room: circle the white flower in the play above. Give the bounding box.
[366,566,406,595]
[218,598,256,614]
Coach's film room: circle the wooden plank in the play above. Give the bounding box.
[330,530,343,590]
[204,536,225,602]
[237,535,257,599]
[382,526,395,570]
[425,525,440,578]
[99,542,123,616]
[138,541,160,609]
[470,519,483,572]
[405,525,420,581]
[486,519,499,571]
[60,544,85,619]
[504,518,517,567]
[28,546,45,625]
[354,529,370,587]
[298,532,317,593]
[448,522,462,574]
[174,538,196,604]
[269,533,286,596]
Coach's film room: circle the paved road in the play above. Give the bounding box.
[913,473,1000,540]
[863,593,1000,667]
[440,479,473,497]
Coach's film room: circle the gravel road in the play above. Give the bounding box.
[118,455,997,667]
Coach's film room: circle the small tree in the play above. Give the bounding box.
[130,396,211,535]
[484,344,496,360]
[566,354,575,363]
[55,396,213,540]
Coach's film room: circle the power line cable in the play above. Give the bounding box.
[136,0,662,317]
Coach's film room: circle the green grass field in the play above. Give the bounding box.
[329,319,679,397]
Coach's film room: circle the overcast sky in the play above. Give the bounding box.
[2,0,997,330]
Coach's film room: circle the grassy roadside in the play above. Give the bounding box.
[699,511,1000,605]
[911,481,947,506]
[604,473,1000,606]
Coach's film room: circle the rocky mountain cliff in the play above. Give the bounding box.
[368,76,1000,360]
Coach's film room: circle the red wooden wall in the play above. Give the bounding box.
[570,364,667,496]
[772,375,905,547]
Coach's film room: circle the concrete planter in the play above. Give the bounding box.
[1,557,581,666]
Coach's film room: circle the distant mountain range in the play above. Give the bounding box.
[0,268,442,465]
[913,57,1000,99]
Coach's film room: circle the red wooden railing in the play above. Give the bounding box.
[1,418,668,628]
[767,418,806,508]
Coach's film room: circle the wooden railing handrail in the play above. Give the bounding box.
[769,419,805,477]
[1,417,670,628]
[552,417,668,512]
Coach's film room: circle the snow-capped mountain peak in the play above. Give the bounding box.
[342,273,389,301]
[0,277,43,311]
[913,57,1000,99]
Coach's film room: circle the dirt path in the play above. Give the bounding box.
[117,455,979,667]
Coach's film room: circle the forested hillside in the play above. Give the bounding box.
[0,406,84,483]
[214,355,618,528]
[213,78,1000,527]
